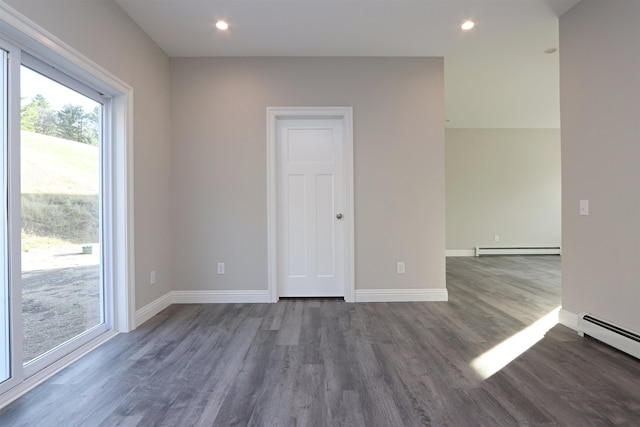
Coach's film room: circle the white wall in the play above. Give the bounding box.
[560,0,640,332]
[5,0,173,310]
[170,57,446,293]
[446,129,561,251]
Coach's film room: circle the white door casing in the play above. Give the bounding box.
[267,107,354,302]
[277,119,343,297]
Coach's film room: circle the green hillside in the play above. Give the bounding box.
[21,131,99,250]
[21,130,99,195]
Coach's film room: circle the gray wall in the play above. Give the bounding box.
[446,129,561,251]
[560,0,640,332]
[6,0,173,310]
[170,57,446,292]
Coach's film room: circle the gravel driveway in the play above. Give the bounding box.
[21,244,101,362]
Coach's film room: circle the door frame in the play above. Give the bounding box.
[267,107,354,303]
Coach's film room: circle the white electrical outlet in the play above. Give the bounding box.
[217,262,225,275]
[397,262,406,274]
[580,200,589,216]
[150,270,156,286]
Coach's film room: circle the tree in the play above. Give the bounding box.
[21,94,57,135]
[84,105,100,146]
[56,104,86,143]
[56,103,100,145]
[21,97,36,132]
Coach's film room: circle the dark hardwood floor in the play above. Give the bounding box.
[1,256,639,426]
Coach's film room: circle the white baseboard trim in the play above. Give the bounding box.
[135,292,173,328]
[446,249,475,257]
[559,308,579,331]
[355,288,448,302]
[136,287,446,325]
[171,290,271,304]
[475,246,562,256]
[135,290,272,327]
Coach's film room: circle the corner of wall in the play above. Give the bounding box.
[559,308,578,331]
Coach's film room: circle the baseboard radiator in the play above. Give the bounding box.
[474,246,561,256]
[578,313,640,360]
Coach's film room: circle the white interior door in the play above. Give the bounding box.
[277,118,344,297]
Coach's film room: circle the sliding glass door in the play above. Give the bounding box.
[20,64,105,367]
[0,38,113,393]
[0,11,130,403]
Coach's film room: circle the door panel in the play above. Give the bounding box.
[287,174,307,277]
[278,119,344,297]
[316,174,335,277]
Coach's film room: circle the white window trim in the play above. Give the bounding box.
[0,1,135,408]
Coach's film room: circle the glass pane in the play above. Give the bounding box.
[20,66,103,364]
[0,49,9,384]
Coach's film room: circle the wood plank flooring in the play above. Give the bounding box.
[1,255,639,426]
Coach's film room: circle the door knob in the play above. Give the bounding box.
[336,213,343,219]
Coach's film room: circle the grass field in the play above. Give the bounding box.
[21,130,99,251]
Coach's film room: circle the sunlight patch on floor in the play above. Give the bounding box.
[471,306,560,380]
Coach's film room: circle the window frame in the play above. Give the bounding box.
[19,58,111,377]
[0,36,21,397]
[0,44,9,387]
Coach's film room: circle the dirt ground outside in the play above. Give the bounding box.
[22,243,101,362]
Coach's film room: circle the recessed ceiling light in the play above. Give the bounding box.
[215,21,229,31]
[461,20,475,31]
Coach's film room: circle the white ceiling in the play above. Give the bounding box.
[115,0,580,128]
